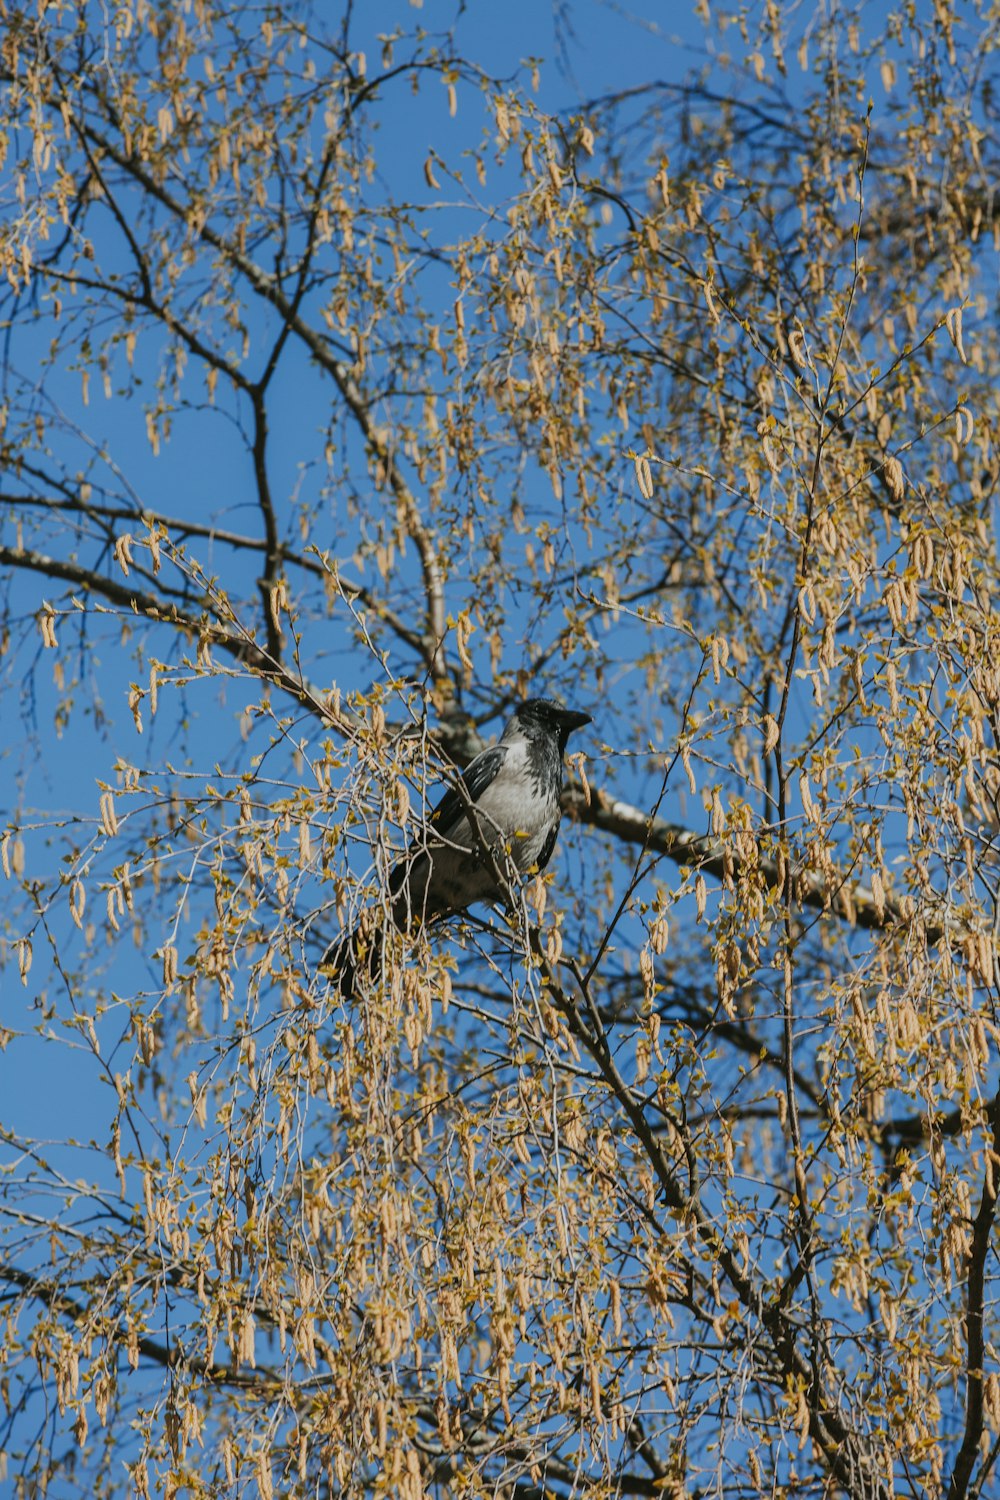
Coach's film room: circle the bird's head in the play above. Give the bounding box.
[512,697,592,753]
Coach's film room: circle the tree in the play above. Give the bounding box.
[2,0,1000,1495]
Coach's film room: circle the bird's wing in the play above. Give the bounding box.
[535,813,562,874]
[428,744,508,839]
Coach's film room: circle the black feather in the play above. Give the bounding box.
[536,814,561,874]
[428,745,508,837]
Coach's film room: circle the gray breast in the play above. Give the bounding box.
[391,739,560,925]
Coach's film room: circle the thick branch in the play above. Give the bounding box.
[565,784,932,937]
[248,390,285,662]
[947,1089,1000,1500]
[0,542,354,733]
[0,1261,276,1392]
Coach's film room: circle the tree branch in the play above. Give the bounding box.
[0,542,354,733]
[564,784,941,938]
[947,1088,1000,1500]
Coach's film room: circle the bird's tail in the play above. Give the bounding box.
[320,911,384,997]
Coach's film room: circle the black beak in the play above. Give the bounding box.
[556,708,592,734]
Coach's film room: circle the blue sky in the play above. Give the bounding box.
[2,0,993,1489]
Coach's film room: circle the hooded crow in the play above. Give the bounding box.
[322,698,591,993]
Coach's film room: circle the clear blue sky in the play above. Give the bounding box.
[0,1,965,1485]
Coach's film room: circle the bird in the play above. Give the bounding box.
[322,697,591,994]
